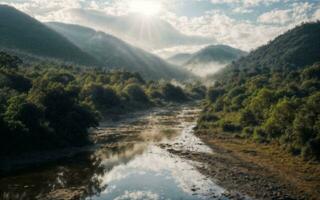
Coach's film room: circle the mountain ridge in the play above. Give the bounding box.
[167,44,247,77]
[59,8,214,50]
[0,5,100,66]
[217,21,320,80]
[46,22,193,80]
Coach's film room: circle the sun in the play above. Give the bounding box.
[129,0,162,16]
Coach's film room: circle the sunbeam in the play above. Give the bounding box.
[129,0,163,16]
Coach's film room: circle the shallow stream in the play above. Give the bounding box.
[0,104,228,200]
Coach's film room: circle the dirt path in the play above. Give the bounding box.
[168,131,320,200]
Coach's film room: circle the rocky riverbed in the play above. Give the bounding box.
[1,104,318,200]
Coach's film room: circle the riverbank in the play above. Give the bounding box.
[1,104,225,200]
[190,130,320,199]
[0,103,197,175]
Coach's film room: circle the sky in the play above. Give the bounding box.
[1,0,320,56]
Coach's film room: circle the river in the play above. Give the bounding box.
[0,104,229,200]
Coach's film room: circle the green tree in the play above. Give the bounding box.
[124,83,149,103]
[160,83,187,102]
[0,52,22,69]
[207,87,224,103]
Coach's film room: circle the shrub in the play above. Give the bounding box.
[242,126,254,138]
[82,83,120,110]
[240,109,257,126]
[124,83,149,103]
[220,121,241,132]
[198,113,219,122]
[253,127,267,143]
[207,87,225,102]
[160,83,187,102]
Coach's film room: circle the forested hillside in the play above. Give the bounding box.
[0,5,99,66]
[213,22,320,80]
[47,22,191,80]
[0,52,206,155]
[57,9,214,50]
[197,22,320,160]
[0,5,192,81]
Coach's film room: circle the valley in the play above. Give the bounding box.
[0,2,320,200]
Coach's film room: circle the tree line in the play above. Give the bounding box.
[0,52,206,155]
[197,62,320,160]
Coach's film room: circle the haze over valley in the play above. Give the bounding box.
[0,1,320,200]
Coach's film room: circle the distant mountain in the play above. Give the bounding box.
[219,22,320,79]
[168,45,246,77]
[59,9,214,50]
[47,22,192,80]
[0,5,99,66]
[167,53,192,66]
[186,45,247,66]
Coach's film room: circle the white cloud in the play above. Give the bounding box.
[313,8,320,21]
[1,0,319,55]
[232,7,254,13]
[114,191,159,200]
[163,10,285,51]
[258,2,313,25]
[258,9,291,24]
[210,0,281,7]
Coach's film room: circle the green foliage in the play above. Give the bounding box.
[4,94,43,133]
[0,70,32,92]
[242,126,254,138]
[214,22,320,81]
[0,51,22,69]
[262,98,296,139]
[185,83,207,100]
[253,127,267,143]
[239,109,257,127]
[220,121,241,132]
[160,83,187,102]
[124,84,149,103]
[302,63,320,80]
[199,49,320,160]
[207,87,225,103]
[81,83,120,110]
[0,52,203,155]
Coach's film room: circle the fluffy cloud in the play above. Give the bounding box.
[114,191,159,200]
[232,7,254,13]
[1,0,319,54]
[258,2,314,25]
[258,9,292,24]
[313,8,320,20]
[162,10,285,51]
[210,0,281,7]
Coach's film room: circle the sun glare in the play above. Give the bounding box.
[129,0,162,16]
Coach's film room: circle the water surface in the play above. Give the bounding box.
[0,105,227,200]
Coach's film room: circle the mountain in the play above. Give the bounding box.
[169,45,246,77]
[167,53,192,66]
[58,9,214,50]
[218,22,320,79]
[186,45,247,66]
[46,22,192,80]
[0,5,99,66]
[199,22,320,161]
